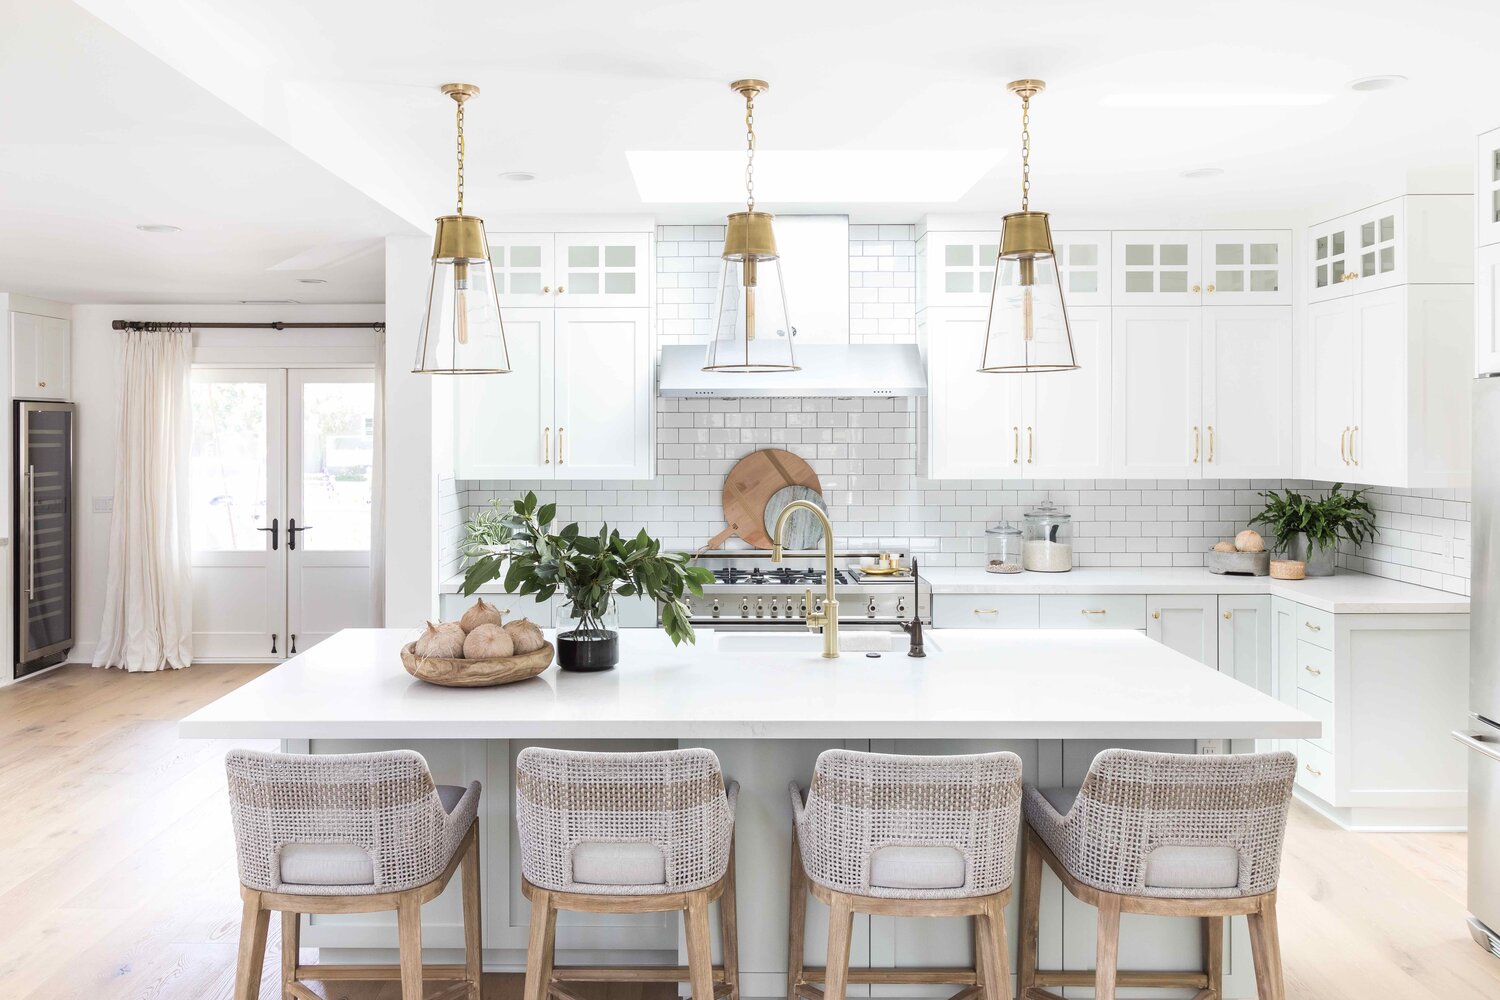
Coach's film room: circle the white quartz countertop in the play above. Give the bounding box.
[918,567,1469,614]
[180,627,1318,742]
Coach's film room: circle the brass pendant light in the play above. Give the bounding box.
[704,79,799,373]
[412,83,512,375]
[979,79,1079,374]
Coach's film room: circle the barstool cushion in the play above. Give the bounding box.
[279,843,376,886]
[1142,844,1241,890]
[869,845,966,890]
[571,841,669,886]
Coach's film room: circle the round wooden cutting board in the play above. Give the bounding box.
[705,448,821,550]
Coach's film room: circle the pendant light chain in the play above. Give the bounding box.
[744,88,756,212]
[455,96,466,216]
[1019,91,1031,213]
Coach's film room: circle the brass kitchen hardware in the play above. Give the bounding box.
[1081,609,1107,616]
[1304,621,1322,632]
[413,83,513,375]
[1013,426,1020,463]
[1207,425,1215,463]
[1350,425,1359,466]
[1223,610,1233,620]
[1027,425,1034,463]
[542,286,551,293]
[1192,284,1202,293]
[704,79,798,373]
[1192,425,1200,463]
[1304,763,1323,777]
[771,499,840,657]
[558,427,565,464]
[1304,665,1323,675]
[557,285,565,294]
[974,608,1000,616]
[1152,611,1161,619]
[1206,283,1216,293]
[543,427,551,464]
[979,79,1079,374]
[1340,426,1349,465]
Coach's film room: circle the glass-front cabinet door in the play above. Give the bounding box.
[1051,231,1111,307]
[1308,216,1355,302]
[922,233,1000,308]
[1202,231,1292,305]
[1481,127,1500,248]
[487,234,555,308]
[1110,232,1202,306]
[1349,199,1404,292]
[553,233,651,307]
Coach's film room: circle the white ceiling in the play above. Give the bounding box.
[10,0,1500,303]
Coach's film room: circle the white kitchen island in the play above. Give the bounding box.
[183,627,1319,1000]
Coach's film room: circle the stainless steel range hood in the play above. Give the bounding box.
[656,214,928,398]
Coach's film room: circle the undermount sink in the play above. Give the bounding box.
[714,631,938,654]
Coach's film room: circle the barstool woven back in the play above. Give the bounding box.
[515,746,736,895]
[225,748,479,896]
[1026,748,1297,899]
[792,748,1023,899]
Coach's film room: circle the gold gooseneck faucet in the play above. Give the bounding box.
[770,500,839,658]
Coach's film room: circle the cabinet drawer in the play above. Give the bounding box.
[1039,594,1147,630]
[1295,641,1334,700]
[1295,739,1335,801]
[1295,605,1334,649]
[932,594,1039,629]
[1295,688,1333,751]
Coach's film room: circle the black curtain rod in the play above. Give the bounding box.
[111,320,386,332]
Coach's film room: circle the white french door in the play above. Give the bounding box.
[190,368,376,660]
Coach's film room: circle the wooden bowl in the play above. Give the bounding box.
[401,640,554,688]
[1269,559,1306,581]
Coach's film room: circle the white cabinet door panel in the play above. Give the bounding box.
[1304,299,1357,481]
[1308,215,1356,302]
[1478,244,1500,375]
[924,308,1022,478]
[1350,287,1406,485]
[453,310,554,479]
[555,233,651,308]
[1112,308,1202,478]
[1481,127,1500,248]
[1201,306,1291,478]
[1219,595,1273,693]
[1202,231,1292,305]
[1146,594,1217,669]
[488,233,555,307]
[1111,232,1202,306]
[1052,231,1112,306]
[553,308,652,478]
[1348,199,1404,293]
[1024,307,1111,477]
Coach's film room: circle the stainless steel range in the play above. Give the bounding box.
[668,551,931,627]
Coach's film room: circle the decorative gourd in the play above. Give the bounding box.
[414,620,465,659]
[459,597,505,634]
[463,623,514,660]
[504,618,546,654]
[1212,541,1237,553]
[1234,529,1266,553]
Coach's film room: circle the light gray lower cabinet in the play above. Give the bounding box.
[1145,594,1218,667]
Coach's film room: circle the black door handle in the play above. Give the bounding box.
[256,517,279,550]
[288,519,313,550]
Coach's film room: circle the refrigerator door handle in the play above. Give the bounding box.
[1453,729,1500,764]
[27,464,36,599]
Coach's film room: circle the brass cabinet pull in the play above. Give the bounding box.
[1223,610,1233,620]
[1152,611,1161,620]
[1027,426,1034,464]
[1207,425,1215,463]
[1081,609,1107,616]
[1304,665,1323,676]
[1192,283,1202,293]
[1304,621,1321,632]
[543,426,551,464]
[1350,425,1358,466]
[1192,426,1200,463]
[1013,426,1020,464]
[557,285,565,294]
[559,427,565,464]
[973,608,1000,616]
[1304,763,1323,777]
[542,285,551,293]
[1340,426,1349,465]
[1206,283,1216,293]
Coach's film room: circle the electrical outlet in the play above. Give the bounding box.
[92,496,113,514]
[1196,739,1225,755]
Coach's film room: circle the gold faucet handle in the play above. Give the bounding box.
[803,587,822,623]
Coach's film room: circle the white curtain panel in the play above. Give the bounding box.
[93,329,194,671]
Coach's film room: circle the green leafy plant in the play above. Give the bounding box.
[461,498,512,560]
[459,492,715,646]
[1249,482,1378,556]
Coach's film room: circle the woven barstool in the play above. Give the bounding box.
[224,749,482,1000]
[787,748,1024,1000]
[1017,749,1297,1000]
[515,747,740,1000]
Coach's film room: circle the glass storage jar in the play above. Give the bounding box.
[1022,500,1074,573]
[985,522,1024,574]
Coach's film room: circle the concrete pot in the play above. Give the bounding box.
[1284,532,1336,577]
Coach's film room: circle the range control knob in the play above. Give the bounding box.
[768,599,780,618]
[799,598,808,618]
[740,599,750,618]
[897,598,908,618]
[755,598,765,618]
[711,600,721,618]
[867,598,879,618]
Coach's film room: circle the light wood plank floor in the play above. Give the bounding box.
[2,663,1498,999]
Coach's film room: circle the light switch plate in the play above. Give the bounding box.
[92,496,113,513]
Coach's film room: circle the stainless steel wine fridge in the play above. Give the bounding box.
[14,400,74,677]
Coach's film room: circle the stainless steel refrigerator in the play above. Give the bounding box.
[1466,375,1500,957]
[13,400,74,677]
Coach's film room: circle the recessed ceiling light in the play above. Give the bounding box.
[499,170,537,182]
[296,278,327,284]
[1347,75,1408,93]
[239,299,300,305]
[626,149,1004,203]
[1181,167,1225,179]
[1102,92,1333,108]
[136,223,181,233]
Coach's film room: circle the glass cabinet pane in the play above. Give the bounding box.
[1316,236,1329,260]
[945,245,973,266]
[1125,271,1154,293]
[604,245,635,267]
[1379,215,1395,242]
[1332,232,1345,255]
[1216,244,1244,265]
[1160,244,1189,266]
[1250,243,1278,265]
[1361,221,1376,247]
[511,245,542,268]
[568,245,599,267]
[1124,244,1154,266]
[1159,271,1188,293]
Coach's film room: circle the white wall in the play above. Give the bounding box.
[67,303,383,664]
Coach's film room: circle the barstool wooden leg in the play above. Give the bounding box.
[824,894,855,1000]
[720,844,741,999]
[977,895,1012,1000]
[685,889,716,1000]
[1203,915,1224,1000]
[1247,893,1285,1000]
[462,831,484,1000]
[523,889,557,1000]
[1094,895,1121,1000]
[397,892,425,1000]
[787,829,807,1000]
[1017,831,1042,998]
[280,910,300,995]
[232,890,270,1000]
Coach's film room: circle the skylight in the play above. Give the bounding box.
[625,150,1004,203]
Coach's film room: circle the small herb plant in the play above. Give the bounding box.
[459,492,715,646]
[1249,482,1378,556]
[461,498,512,560]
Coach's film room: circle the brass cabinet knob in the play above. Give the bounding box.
[37,381,46,388]
[1152,611,1161,620]
[1223,610,1233,620]
[1192,284,1202,293]
[557,285,565,294]
[542,285,551,293]
[1206,283,1216,293]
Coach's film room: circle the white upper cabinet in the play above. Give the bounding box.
[1348,200,1404,293]
[1479,127,1500,247]
[554,233,651,308]
[1309,217,1356,300]
[1479,243,1500,375]
[1112,232,1201,306]
[1111,307,1203,477]
[1022,306,1112,478]
[919,307,1023,478]
[488,234,555,307]
[453,309,555,479]
[1052,231,1112,307]
[1201,231,1292,305]
[552,308,654,478]
[919,232,998,308]
[1304,298,1358,482]
[10,311,70,400]
[1309,196,1470,303]
[1201,306,1292,478]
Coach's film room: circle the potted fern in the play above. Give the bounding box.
[1248,483,1377,577]
[459,492,713,671]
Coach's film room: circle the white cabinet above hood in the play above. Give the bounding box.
[657,343,926,397]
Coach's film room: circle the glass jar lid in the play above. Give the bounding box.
[1023,499,1070,522]
[986,520,1021,536]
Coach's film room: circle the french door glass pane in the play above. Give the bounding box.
[300,382,375,551]
[191,381,268,551]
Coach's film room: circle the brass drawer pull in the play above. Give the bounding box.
[973,608,1000,616]
[1303,621,1322,632]
[1304,665,1323,676]
[1304,763,1323,777]
[1081,609,1107,616]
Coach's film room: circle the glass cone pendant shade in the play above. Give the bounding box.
[978,211,1078,373]
[412,215,511,374]
[705,211,799,372]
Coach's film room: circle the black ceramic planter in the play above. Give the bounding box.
[557,628,620,672]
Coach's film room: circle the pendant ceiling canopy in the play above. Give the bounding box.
[704,79,799,373]
[979,79,1079,374]
[413,83,512,375]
